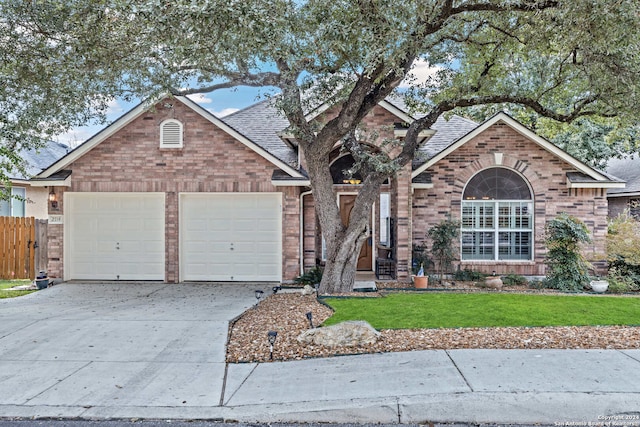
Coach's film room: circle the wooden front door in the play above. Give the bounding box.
[339,194,372,270]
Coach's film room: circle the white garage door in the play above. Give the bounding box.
[65,193,165,280]
[180,193,282,281]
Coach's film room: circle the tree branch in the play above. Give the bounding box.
[173,71,282,95]
[451,0,559,14]
[394,92,605,168]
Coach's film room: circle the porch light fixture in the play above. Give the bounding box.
[305,311,314,329]
[255,289,264,306]
[48,187,58,209]
[267,330,278,360]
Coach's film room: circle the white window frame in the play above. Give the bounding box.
[160,119,184,148]
[461,200,533,261]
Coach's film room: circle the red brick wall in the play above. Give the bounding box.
[412,122,609,277]
[48,98,300,282]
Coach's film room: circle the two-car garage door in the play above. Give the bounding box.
[65,192,282,282]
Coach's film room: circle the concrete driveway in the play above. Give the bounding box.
[0,282,268,418]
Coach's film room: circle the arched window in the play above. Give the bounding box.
[461,168,533,261]
[160,119,183,148]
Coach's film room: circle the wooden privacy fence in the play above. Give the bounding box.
[0,217,47,280]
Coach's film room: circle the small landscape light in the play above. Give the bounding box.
[255,289,264,306]
[314,283,320,294]
[267,330,278,360]
[305,311,314,329]
[272,285,281,294]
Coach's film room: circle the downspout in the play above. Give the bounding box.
[299,189,313,275]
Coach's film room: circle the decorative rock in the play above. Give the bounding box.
[297,320,381,347]
[485,276,503,290]
[301,285,315,295]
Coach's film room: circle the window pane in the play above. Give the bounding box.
[11,187,25,217]
[463,168,532,200]
[461,231,494,260]
[0,199,9,216]
[498,231,532,260]
[379,193,390,245]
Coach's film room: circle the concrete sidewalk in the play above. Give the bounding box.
[1,283,640,424]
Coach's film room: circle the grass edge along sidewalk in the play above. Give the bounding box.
[322,293,640,329]
[0,279,36,299]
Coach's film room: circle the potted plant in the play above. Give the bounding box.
[413,263,428,289]
[589,277,609,293]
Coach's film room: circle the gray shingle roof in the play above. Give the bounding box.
[11,141,70,180]
[418,115,479,163]
[606,156,640,195]
[224,95,479,171]
[221,100,298,167]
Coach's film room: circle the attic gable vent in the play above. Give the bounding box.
[160,119,183,148]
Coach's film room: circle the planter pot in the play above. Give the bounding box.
[35,278,49,290]
[413,275,428,289]
[590,280,609,293]
[485,276,503,290]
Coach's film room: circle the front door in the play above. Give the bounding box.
[339,194,372,270]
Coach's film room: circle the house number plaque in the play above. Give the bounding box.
[48,215,64,224]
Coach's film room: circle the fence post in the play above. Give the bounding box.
[35,219,48,277]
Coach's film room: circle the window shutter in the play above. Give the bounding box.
[160,120,183,148]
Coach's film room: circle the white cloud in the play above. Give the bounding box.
[187,93,214,104]
[54,127,96,148]
[399,59,441,88]
[209,107,240,117]
[105,98,125,116]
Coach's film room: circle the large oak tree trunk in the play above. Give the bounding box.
[320,212,370,294]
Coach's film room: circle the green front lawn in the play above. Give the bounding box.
[323,293,640,329]
[0,280,36,299]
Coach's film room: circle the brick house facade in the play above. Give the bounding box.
[34,96,623,283]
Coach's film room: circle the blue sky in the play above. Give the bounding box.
[55,86,270,147]
[55,60,437,147]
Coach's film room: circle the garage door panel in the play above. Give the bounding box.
[181,193,282,282]
[66,193,165,281]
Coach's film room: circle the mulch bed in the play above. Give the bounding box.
[225,286,640,364]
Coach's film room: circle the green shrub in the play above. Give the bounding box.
[527,279,547,290]
[544,213,592,292]
[607,267,640,294]
[427,217,461,282]
[453,268,486,281]
[294,266,323,286]
[502,273,528,287]
[607,211,640,289]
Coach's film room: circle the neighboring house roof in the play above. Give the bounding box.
[606,156,640,197]
[9,141,69,181]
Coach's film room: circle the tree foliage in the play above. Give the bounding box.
[607,211,640,288]
[427,217,461,282]
[2,0,640,291]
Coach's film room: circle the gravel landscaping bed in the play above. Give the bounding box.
[226,290,640,364]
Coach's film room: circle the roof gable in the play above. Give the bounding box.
[36,95,304,179]
[412,112,615,185]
